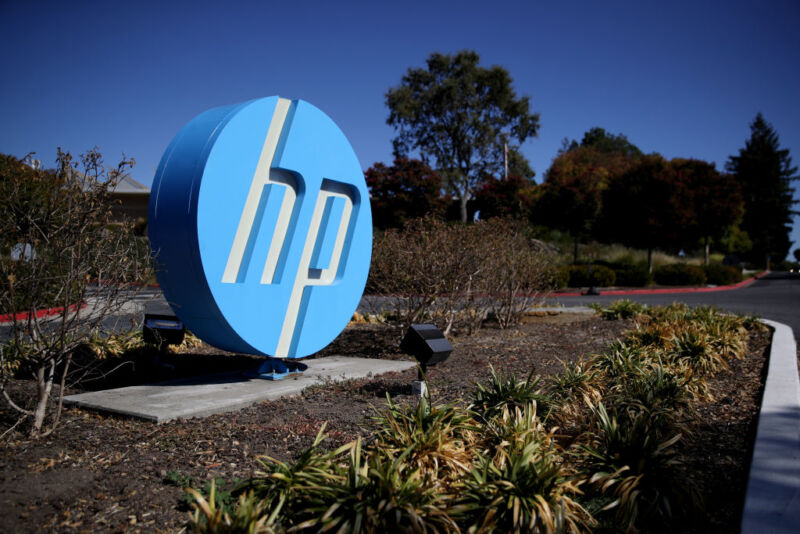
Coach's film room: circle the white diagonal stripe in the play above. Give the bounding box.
[222,98,293,284]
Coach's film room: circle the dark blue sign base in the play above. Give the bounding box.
[245,358,308,381]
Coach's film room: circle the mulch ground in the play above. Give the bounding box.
[0,313,770,533]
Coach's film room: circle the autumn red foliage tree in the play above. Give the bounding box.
[602,154,692,272]
[535,146,637,261]
[473,174,537,220]
[671,159,744,264]
[364,157,446,229]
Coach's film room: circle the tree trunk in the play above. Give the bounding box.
[704,236,710,266]
[32,359,55,437]
[647,248,654,274]
[459,195,469,223]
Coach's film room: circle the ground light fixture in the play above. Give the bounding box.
[142,313,185,348]
[400,324,453,397]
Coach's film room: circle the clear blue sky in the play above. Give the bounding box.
[2,0,799,257]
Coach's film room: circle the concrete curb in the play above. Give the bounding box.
[741,319,800,533]
[0,302,86,324]
[554,271,767,298]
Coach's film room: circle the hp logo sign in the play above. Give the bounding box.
[149,97,372,358]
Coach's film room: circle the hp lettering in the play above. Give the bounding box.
[149,97,372,358]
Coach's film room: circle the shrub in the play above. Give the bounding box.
[555,265,571,289]
[200,303,758,532]
[567,264,616,287]
[615,364,694,423]
[480,219,559,329]
[652,263,706,286]
[0,150,152,437]
[368,216,557,335]
[548,359,601,403]
[547,360,602,427]
[703,263,742,286]
[591,299,646,320]
[611,262,652,286]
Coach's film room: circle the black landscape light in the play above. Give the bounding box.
[143,313,185,348]
[400,324,453,392]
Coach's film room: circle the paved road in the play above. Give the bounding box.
[546,271,800,336]
[6,273,797,341]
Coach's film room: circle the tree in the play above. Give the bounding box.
[473,174,537,220]
[602,154,692,272]
[535,144,638,262]
[0,150,151,437]
[726,113,798,266]
[364,157,446,229]
[386,50,540,222]
[563,127,643,158]
[794,249,800,263]
[671,159,744,265]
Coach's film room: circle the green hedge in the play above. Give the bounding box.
[567,264,616,287]
[653,264,706,286]
[703,263,742,286]
[612,263,651,287]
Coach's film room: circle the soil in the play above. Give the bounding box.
[0,313,770,533]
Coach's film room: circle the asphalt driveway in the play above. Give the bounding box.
[547,271,800,336]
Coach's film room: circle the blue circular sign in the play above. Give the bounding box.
[148,97,372,358]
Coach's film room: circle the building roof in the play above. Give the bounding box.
[111,175,150,195]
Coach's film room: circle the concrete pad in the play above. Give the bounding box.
[63,356,417,423]
[741,320,800,534]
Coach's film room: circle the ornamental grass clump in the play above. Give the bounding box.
[188,302,758,533]
[188,481,282,534]
[581,403,695,532]
[471,365,554,421]
[612,363,695,427]
[372,395,476,483]
[458,405,594,534]
[296,440,459,534]
[479,402,542,458]
[240,424,350,527]
[546,360,602,428]
[591,300,646,321]
[591,341,647,382]
[626,322,672,351]
[665,327,726,374]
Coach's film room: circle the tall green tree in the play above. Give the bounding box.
[726,113,798,266]
[364,157,446,229]
[563,127,643,158]
[386,50,540,222]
